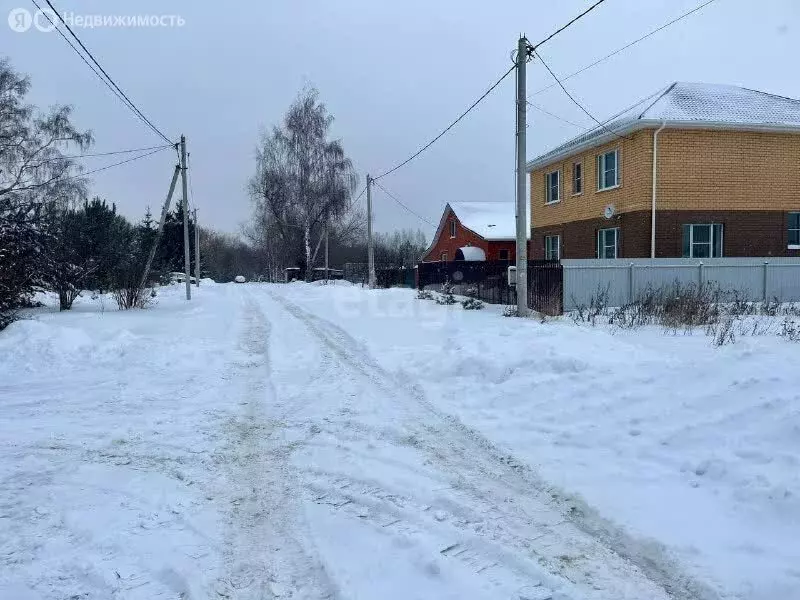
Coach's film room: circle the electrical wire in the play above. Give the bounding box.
[373,65,516,181]
[29,0,144,133]
[529,0,718,98]
[526,101,589,129]
[372,180,436,228]
[43,143,176,161]
[57,145,172,183]
[39,0,173,145]
[530,0,608,51]
[535,51,630,141]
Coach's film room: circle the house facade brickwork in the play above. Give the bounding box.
[527,83,800,259]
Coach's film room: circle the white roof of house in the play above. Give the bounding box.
[449,201,529,241]
[528,82,800,169]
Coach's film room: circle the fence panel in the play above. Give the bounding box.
[562,258,800,310]
[343,263,415,288]
[416,260,563,315]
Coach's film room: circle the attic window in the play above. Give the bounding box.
[449,220,456,238]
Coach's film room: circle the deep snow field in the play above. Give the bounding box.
[1,281,798,600]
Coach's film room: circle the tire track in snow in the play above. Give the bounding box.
[267,288,718,600]
[215,293,338,599]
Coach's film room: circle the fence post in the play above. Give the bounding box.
[698,261,704,287]
[628,262,635,303]
[763,261,769,302]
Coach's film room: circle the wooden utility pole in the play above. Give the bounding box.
[366,174,376,288]
[193,207,200,287]
[138,163,180,292]
[515,36,529,316]
[180,135,191,300]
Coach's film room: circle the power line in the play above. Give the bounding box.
[53,143,175,160]
[526,101,589,129]
[39,0,173,145]
[529,0,718,98]
[372,180,436,228]
[29,0,146,136]
[530,0,608,51]
[59,146,173,183]
[374,65,516,181]
[535,51,630,141]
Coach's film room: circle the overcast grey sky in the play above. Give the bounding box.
[4,0,799,240]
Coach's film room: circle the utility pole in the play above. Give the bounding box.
[139,163,180,292]
[366,174,376,288]
[324,213,330,284]
[193,207,200,287]
[515,36,530,317]
[180,135,191,300]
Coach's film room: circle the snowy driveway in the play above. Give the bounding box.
[2,282,797,599]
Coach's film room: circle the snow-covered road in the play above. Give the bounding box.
[2,282,798,599]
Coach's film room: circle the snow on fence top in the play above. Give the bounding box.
[528,82,800,169]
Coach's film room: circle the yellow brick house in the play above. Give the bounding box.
[526,82,800,259]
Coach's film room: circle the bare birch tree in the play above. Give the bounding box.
[248,88,358,279]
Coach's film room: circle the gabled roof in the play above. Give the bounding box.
[419,201,528,261]
[449,201,529,241]
[527,82,800,170]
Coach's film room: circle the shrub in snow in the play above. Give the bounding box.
[462,297,484,310]
[709,316,736,347]
[779,318,800,342]
[435,280,457,305]
[502,305,517,317]
[416,289,434,300]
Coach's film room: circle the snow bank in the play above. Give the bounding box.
[273,282,800,600]
[0,283,241,599]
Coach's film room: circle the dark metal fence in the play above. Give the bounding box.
[343,263,415,288]
[416,260,563,315]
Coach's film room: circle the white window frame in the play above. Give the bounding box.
[597,227,620,259]
[544,235,561,260]
[684,224,724,258]
[789,212,800,249]
[596,149,620,191]
[572,161,583,195]
[449,220,456,238]
[440,252,447,262]
[545,170,561,204]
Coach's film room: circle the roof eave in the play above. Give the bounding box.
[526,120,800,171]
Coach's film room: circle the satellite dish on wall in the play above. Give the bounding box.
[603,204,616,219]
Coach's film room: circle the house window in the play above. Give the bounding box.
[449,220,456,238]
[597,149,619,191]
[499,249,510,261]
[597,227,620,259]
[544,235,560,260]
[682,224,723,258]
[440,252,447,262]
[572,162,582,195]
[789,212,800,248]
[545,170,560,204]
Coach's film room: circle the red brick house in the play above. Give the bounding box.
[420,202,528,262]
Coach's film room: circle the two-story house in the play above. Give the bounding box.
[527,82,800,259]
